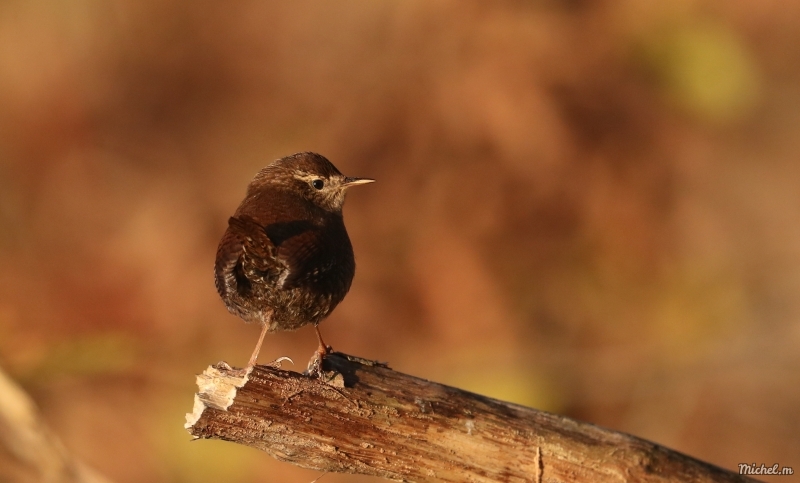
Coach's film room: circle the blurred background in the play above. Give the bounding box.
[1,1,798,482]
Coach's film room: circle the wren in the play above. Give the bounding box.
[214,152,373,368]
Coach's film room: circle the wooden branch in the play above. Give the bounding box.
[185,352,756,483]
[0,366,113,483]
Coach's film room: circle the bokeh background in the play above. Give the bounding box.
[1,1,799,482]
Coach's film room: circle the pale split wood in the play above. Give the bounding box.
[185,352,759,483]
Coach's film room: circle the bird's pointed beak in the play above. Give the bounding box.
[342,177,376,187]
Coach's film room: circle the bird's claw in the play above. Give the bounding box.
[266,356,294,368]
[305,350,326,377]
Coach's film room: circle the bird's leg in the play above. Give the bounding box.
[314,325,332,357]
[306,325,332,377]
[248,322,270,368]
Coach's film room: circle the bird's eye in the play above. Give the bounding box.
[312,179,324,190]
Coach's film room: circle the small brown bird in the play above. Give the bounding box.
[214,152,373,368]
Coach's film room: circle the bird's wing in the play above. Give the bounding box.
[267,220,329,289]
[214,215,279,298]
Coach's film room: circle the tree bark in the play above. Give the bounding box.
[185,352,756,483]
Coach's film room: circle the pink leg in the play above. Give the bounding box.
[314,325,331,357]
[248,322,270,368]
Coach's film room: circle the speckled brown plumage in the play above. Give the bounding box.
[214,152,373,367]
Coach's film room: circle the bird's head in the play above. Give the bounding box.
[252,152,374,213]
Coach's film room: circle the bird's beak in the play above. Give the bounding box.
[343,177,375,187]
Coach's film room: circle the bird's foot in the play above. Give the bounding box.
[304,346,331,378]
[214,361,250,378]
[306,326,333,377]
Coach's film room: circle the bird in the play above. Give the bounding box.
[214,152,374,369]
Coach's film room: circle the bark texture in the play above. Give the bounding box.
[185,352,756,483]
